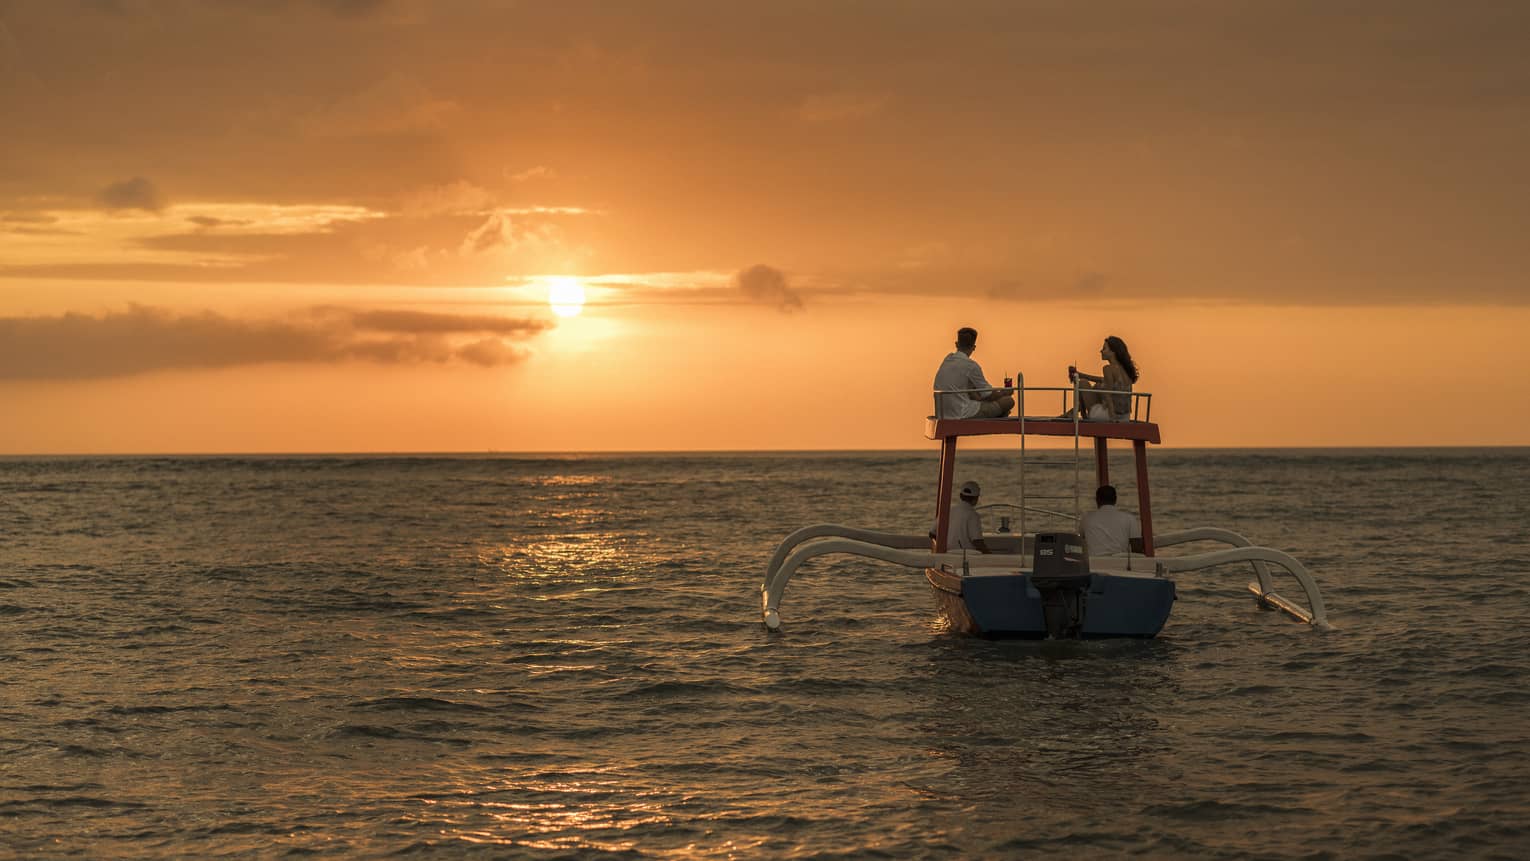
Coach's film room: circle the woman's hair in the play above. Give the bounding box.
[1105,335,1139,382]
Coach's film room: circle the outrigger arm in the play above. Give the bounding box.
[1151,528,1331,629]
[760,524,1331,633]
[759,526,1020,632]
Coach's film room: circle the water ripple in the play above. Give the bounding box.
[4,450,1529,857]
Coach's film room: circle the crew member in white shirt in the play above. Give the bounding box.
[937,480,993,553]
[933,327,1014,419]
[1078,485,1144,555]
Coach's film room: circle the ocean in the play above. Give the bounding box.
[3,449,1529,858]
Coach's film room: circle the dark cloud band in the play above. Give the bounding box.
[0,305,552,380]
[735,264,803,312]
[96,176,165,212]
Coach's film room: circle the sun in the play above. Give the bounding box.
[544,276,586,318]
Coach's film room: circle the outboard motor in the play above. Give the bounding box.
[1031,532,1092,638]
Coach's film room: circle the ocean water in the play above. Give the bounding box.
[3,449,1529,858]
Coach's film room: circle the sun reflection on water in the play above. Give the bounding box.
[543,506,604,523]
[535,474,601,487]
[476,532,639,582]
[406,776,694,855]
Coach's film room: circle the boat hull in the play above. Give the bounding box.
[925,567,1176,638]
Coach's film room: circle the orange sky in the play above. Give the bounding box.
[3,2,1529,453]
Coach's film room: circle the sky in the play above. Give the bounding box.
[3,0,1529,452]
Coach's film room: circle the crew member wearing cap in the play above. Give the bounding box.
[944,480,993,553]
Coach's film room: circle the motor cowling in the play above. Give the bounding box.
[1031,532,1092,638]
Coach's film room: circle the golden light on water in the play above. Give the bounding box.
[543,277,586,318]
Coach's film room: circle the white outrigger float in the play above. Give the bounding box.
[761,378,1330,638]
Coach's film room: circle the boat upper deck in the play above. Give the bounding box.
[929,378,1160,444]
[924,416,1162,444]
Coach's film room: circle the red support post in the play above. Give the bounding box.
[1133,439,1154,556]
[934,436,958,552]
[1094,437,1110,488]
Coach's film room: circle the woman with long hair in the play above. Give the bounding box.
[1070,335,1139,421]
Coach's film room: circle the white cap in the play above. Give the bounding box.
[959,480,980,498]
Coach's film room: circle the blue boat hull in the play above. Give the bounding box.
[925,568,1176,638]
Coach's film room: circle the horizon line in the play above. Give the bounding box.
[2,444,1527,458]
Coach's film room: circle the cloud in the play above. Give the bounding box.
[0,305,552,380]
[97,176,165,212]
[1,225,81,236]
[507,165,557,183]
[186,215,252,228]
[340,308,550,335]
[1,211,79,234]
[457,337,530,367]
[461,212,513,254]
[0,196,592,284]
[0,202,588,286]
[401,181,497,216]
[567,269,868,309]
[1,213,58,224]
[735,264,803,312]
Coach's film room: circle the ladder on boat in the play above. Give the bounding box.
[1013,372,1086,540]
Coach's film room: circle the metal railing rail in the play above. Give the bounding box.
[930,385,1152,423]
[976,502,1080,534]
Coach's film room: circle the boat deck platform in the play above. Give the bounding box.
[925,416,1162,444]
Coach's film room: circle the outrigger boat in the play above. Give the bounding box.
[761,377,1329,638]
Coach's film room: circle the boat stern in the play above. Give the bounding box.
[926,568,1176,638]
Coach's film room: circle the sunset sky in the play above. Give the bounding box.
[3,0,1529,452]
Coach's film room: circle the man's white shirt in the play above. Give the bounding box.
[932,351,993,419]
[943,500,986,550]
[1079,504,1141,555]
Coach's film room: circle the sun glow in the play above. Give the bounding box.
[544,277,586,318]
